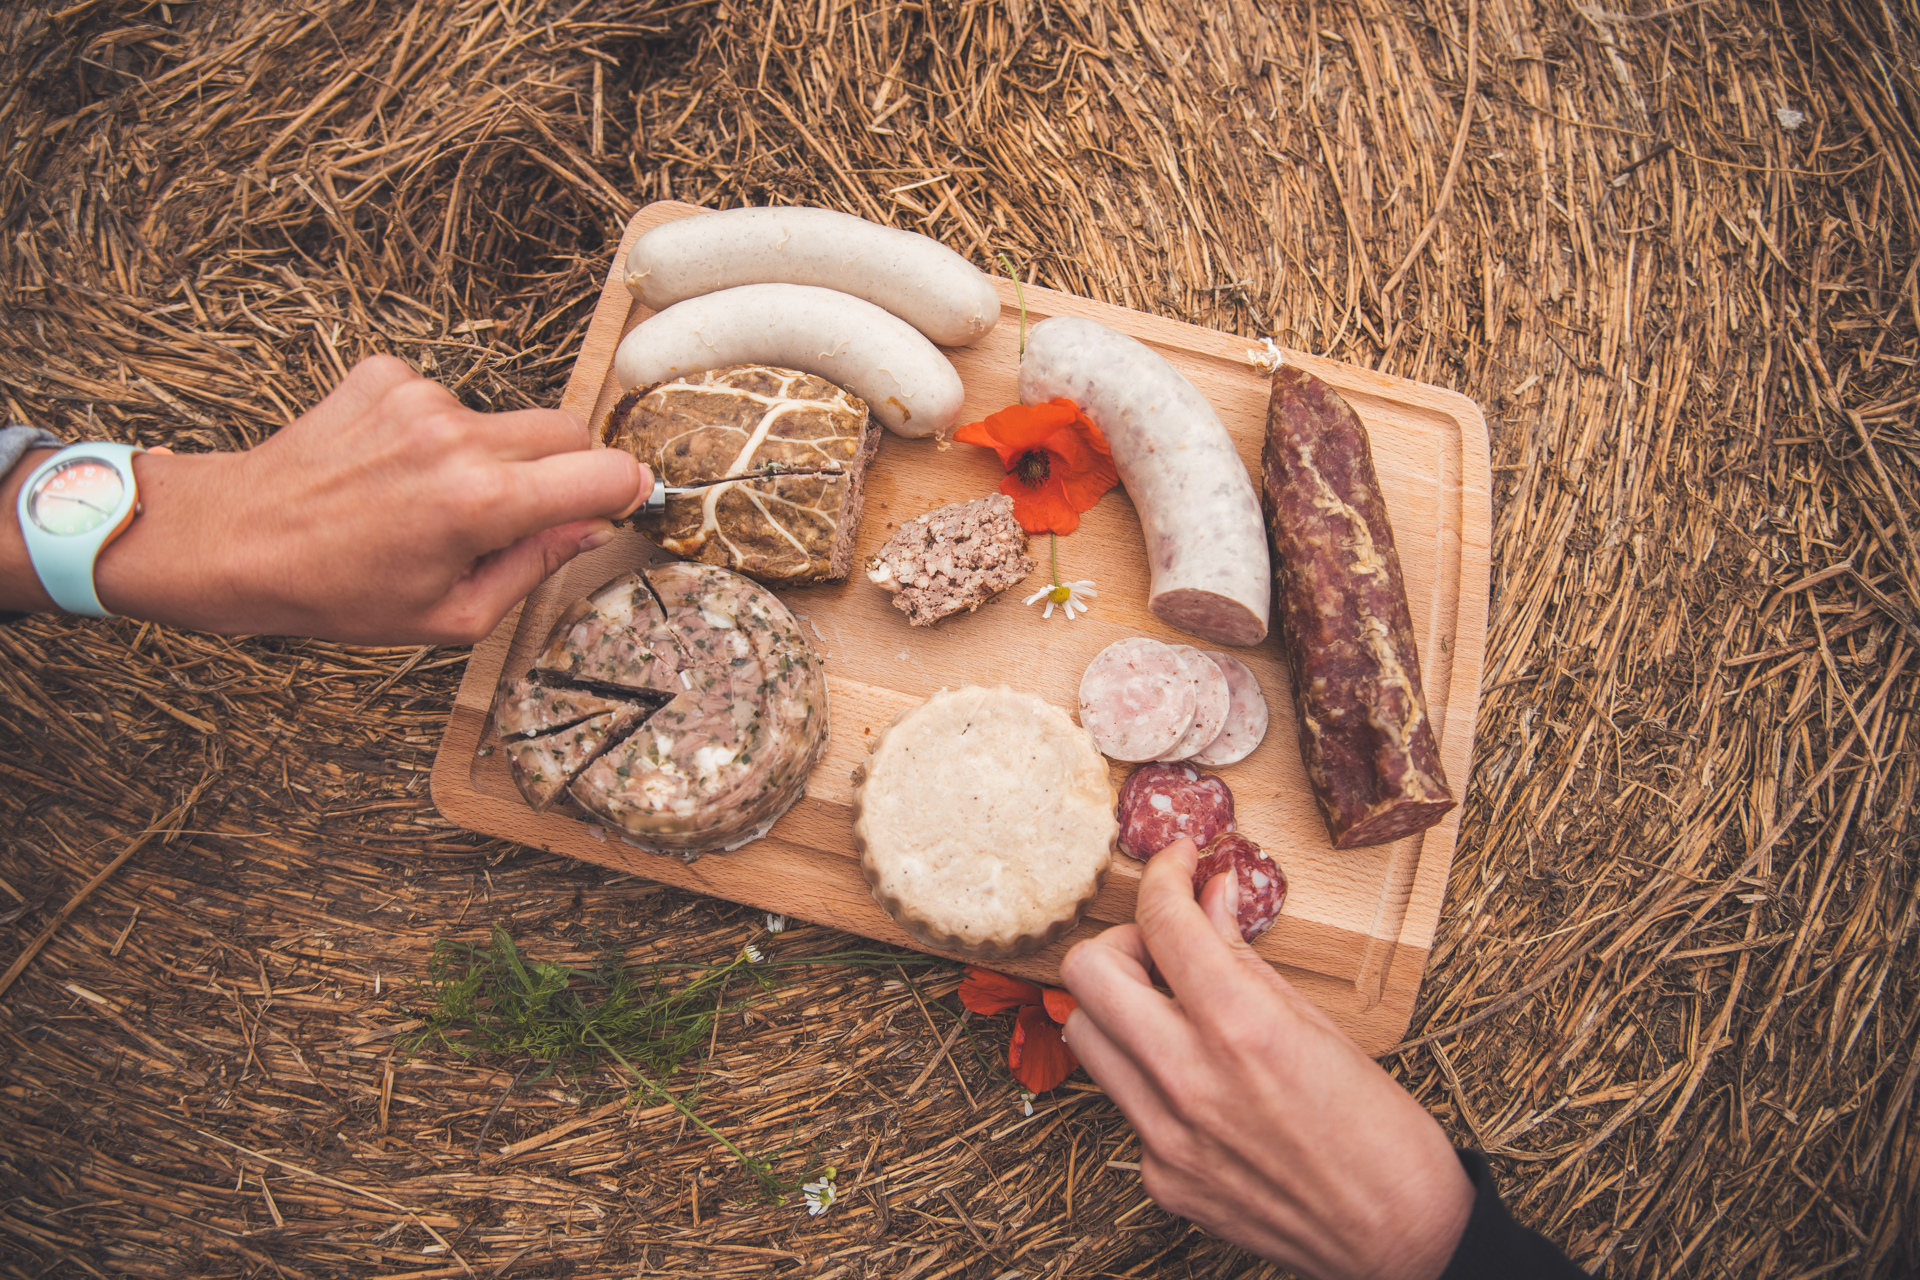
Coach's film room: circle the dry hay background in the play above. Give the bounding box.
[0,0,1916,1275]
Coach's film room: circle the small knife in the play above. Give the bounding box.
[641,478,701,515]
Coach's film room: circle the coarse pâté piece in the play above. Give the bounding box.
[866,492,1036,626]
[603,363,880,585]
[852,686,1116,960]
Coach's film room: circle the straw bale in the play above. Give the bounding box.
[2,0,1918,1275]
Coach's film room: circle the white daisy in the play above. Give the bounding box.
[765,913,788,934]
[802,1170,838,1216]
[1020,1090,1037,1118]
[743,943,765,965]
[1023,579,1097,621]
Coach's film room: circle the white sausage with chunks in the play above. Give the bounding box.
[1017,316,1270,646]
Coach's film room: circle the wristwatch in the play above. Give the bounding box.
[16,442,148,618]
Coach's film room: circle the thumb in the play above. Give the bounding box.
[1197,869,1246,948]
[440,519,615,641]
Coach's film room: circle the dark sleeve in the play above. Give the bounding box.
[1437,1149,1591,1279]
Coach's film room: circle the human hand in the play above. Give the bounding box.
[72,356,648,644]
[1060,839,1474,1280]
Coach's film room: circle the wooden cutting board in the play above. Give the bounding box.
[431,201,1491,1053]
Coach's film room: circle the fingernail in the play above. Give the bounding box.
[578,525,615,553]
[1221,870,1240,918]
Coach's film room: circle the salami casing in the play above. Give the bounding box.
[1262,365,1455,848]
[1115,761,1235,860]
[1192,832,1286,942]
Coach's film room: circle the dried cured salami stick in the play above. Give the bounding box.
[1188,650,1269,767]
[1078,638,1195,762]
[1192,832,1287,942]
[1262,365,1455,848]
[1018,316,1270,645]
[1156,645,1231,762]
[1115,761,1235,860]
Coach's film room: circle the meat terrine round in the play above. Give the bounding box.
[490,563,829,858]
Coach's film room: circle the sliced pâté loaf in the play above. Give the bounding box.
[603,364,881,585]
[865,492,1036,626]
[852,686,1115,961]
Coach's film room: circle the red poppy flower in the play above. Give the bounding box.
[958,967,1080,1093]
[952,399,1120,535]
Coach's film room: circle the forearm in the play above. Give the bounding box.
[1,446,237,625]
[1,446,60,614]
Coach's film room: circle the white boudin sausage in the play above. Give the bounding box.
[625,207,1002,347]
[1016,316,1270,645]
[1189,650,1269,767]
[613,283,965,439]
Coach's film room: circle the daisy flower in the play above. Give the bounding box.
[765,913,788,934]
[743,943,765,965]
[1024,578,1097,621]
[802,1168,838,1216]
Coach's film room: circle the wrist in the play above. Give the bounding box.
[0,447,60,612]
[93,449,241,628]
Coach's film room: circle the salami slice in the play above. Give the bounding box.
[1078,639,1196,762]
[1156,645,1232,762]
[1192,831,1287,943]
[1188,651,1270,767]
[1115,761,1236,860]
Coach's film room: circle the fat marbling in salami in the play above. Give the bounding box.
[1115,761,1235,860]
[1192,831,1286,943]
[1262,364,1454,848]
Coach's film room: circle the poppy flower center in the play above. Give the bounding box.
[1013,449,1052,488]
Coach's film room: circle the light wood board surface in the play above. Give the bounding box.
[431,201,1492,1053]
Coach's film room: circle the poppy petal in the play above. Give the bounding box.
[954,402,1083,465]
[959,967,1043,1015]
[1041,987,1079,1024]
[999,475,1083,535]
[1055,451,1119,514]
[1009,1004,1079,1092]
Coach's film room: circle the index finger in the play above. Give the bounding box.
[479,450,649,546]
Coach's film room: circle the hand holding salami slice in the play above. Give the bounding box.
[1263,364,1455,848]
[1058,839,1475,1280]
[1115,761,1235,861]
[1191,831,1287,943]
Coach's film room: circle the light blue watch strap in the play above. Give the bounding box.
[17,442,146,619]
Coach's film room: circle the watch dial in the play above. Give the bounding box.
[28,458,125,537]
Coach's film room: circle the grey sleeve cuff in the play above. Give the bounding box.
[1,426,63,479]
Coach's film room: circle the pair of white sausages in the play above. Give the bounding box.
[613,207,998,438]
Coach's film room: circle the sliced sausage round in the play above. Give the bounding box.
[1188,650,1270,767]
[1156,645,1232,762]
[1192,832,1287,943]
[1078,639,1195,763]
[1115,761,1235,860]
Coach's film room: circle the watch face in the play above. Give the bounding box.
[27,457,126,537]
